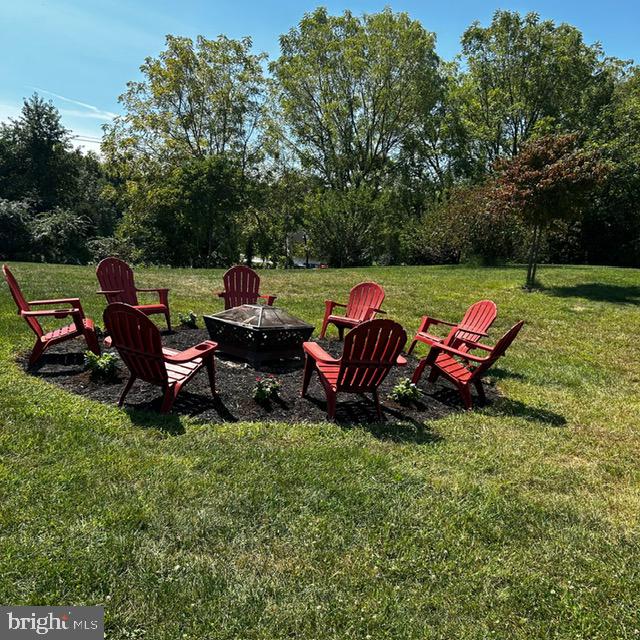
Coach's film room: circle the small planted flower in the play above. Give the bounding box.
[178,311,198,329]
[84,351,119,381]
[253,374,281,404]
[389,378,421,405]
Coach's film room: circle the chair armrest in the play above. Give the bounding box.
[97,289,125,296]
[458,338,493,351]
[303,341,339,364]
[425,315,456,328]
[431,343,488,363]
[396,355,407,366]
[368,307,386,315]
[22,308,78,319]
[416,315,455,335]
[28,297,81,307]
[324,300,345,316]
[164,340,217,363]
[136,287,169,293]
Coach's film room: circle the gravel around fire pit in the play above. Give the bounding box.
[20,326,500,428]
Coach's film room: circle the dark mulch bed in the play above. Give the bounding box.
[21,327,500,431]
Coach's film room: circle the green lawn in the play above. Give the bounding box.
[1,262,639,639]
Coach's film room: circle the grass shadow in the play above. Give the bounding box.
[303,393,443,444]
[125,408,186,436]
[482,397,567,426]
[125,390,238,424]
[487,367,526,381]
[545,283,640,305]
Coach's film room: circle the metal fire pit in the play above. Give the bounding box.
[203,304,315,366]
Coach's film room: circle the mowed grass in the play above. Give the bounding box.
[1,262,639,639]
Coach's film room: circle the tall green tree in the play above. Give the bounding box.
[584,67,640,266]
[0,94,76,211]
[103,34,267,171]
[270,8,441,265]
[117,155,244,267]
[270,8,440,191]
[459,11,617,167]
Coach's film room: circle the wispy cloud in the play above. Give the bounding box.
[32,87,118,121]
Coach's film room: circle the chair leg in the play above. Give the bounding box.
[161,386,177,414]
[28,339,46,367]
[301,355,315,397]
[474,379,486,404]
[84,327,101,356]
[458,383,473,410]
[326,390,337,420]
[337,326,345,341]
[372,388,382,419]
[164,309,172,332]
[427,368,440,384]
[406,338,417,355]
[319,314,330,339]
[205,356,216,396]
[118,375,136,407]
[411,357,429,385]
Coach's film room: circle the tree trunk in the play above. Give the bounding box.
[526,223,542,289]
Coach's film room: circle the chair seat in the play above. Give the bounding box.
[136,303,168,314]
[316,361,341,390]
[41,317,93,343]
[162,347,202,385]
[434,352,473,383]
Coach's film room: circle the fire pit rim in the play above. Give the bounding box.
[203,304,314,331]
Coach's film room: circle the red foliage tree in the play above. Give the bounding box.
[491,133,606,288]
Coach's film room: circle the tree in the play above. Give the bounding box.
[269,8,441,265]
[271,8,440,191]
[584,67,640,266]
[0,94,76,211]
[459,11,616,167]
[116,156,244,267]
[103,34,266,171]
[491,133,606,288]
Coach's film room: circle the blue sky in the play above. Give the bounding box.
[1,0,638,153]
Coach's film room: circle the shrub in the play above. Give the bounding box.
[87,235,137,263]
[389,378,421,405]
[0,199,34,260]
[84,351,119,380]
[253,375,281,404]
[178,311,198,329]
[31,208,91,264]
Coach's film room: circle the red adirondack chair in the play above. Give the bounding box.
[319,282,386,340]
[411,320,525,409]
[3,264,100,366]
[103,303,217,414]
[217,265,276,310]
[407,300,497,355]
[302,319,407,419]
[96,257,171,330]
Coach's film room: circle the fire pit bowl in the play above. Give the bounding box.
[203,304,315,366]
